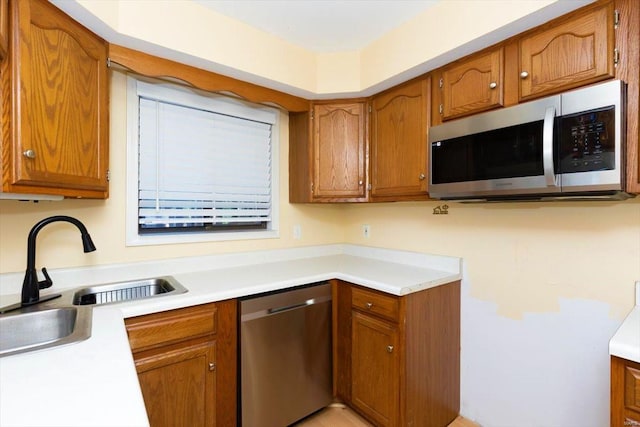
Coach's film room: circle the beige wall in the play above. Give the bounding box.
[0,71,346,275]
[59,0,591,96]
[343,200,640,320]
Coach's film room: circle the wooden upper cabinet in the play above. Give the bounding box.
[440,47,504,120]
[289,100,367,203]
[370,78,429,201]
[518,1,615,101]
[313,102,367,200]
[1,0,109,198]
[0,0,7,61]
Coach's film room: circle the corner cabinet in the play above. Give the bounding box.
[125,301,237,427]
[370,78,430,201]
[1,0,109,198]
[336,281,461,427]
[611,356,640,426]
[289,100,368,202]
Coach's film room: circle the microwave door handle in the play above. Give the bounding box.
[543,106,557,187]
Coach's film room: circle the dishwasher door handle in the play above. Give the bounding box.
[241,295,332,322]
[268,300,311,315]
[267,295,331,315]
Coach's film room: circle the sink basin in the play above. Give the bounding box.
[72,276,187,306]
[0,307,92,358]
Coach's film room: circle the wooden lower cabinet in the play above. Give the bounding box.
[611,356,640,426]
[351,311,400,426]
[336,280,461,427]
[125,300,237,427]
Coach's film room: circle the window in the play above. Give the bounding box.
[126,77,279,246]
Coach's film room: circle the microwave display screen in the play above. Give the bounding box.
[558,106,615,173]
[431,120,544,184]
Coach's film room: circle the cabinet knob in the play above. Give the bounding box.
[23,149,36,159]
[520,71,529,79]
[358,180,363,186]
[387,345,394,353]
[208,362,216,371]
[366,302,373,309]
[419,173,426,181]
[489,82,497,89]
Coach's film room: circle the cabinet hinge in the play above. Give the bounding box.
[107,57,111,68]
[367,183,372,191]
[614,48,620,67]
[368,105,372,113]
[439,104,443,115]
[439,78,443,89]
[310,110,314,120]
[614,9,620,29]
[106,170,111,182]
[311,182,314,193]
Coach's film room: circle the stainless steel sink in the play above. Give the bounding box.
[72,276,187,306]
[0,306,92,358]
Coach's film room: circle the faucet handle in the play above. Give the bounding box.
[38,268,53,289]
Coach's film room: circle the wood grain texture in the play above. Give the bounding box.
[126,301,237,427]
[339,281,461,427]
[2,0,108,197]
[0,0,7,60]
[441,47,504,120]
[611,356,640,426]
[289,110,313,202]
[404,281,460,427]
[352,286,399,322]
[335,281,353,403]
[108,43,308,112]
[370,77,430,201]
[126,303,217,352]
[518,0,614,100]
[136,339,216,427]
[351,310,400,427]
[313,101,367,200]
[214,299,238,427]
[614,0,640,194]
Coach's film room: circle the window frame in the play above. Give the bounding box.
[125,76,280,247]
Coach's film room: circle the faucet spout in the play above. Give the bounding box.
[21,216,97,306]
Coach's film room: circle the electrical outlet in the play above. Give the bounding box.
[293,225,302,240]
[362,224,370,238]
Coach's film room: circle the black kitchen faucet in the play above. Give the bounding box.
[20,215,96,306]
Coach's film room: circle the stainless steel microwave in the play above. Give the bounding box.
[429,80,632,201]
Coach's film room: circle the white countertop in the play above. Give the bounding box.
[0,244,461,427]
[609,281,640,364]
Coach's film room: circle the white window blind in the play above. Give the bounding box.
[136,86,274,233]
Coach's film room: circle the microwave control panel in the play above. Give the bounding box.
[558,106,615,173]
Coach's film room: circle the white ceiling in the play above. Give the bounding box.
[195,0,439,52]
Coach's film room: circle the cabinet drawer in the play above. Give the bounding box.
[352,287,399,321]
[126,303,217,352]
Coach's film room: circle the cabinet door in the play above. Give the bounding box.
[519,2,614,100]
[7,0,108,195]
[313,102,366,199]
[135,340,216,427]
[612,356,640,426]
[370,78,429,200]
[440,47,503,120]
[351,311,399,427]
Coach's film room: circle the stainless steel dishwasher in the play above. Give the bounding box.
[240,282,332,427]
